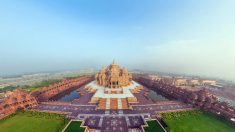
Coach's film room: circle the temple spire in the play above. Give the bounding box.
[112,59,116,64]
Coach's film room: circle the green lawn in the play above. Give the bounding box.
[64,121,85,132]
[163,111,235,132]
[22,87,41,92]
[0,112,67,132]
[144,120,165,132]
[0,86,16,92]
[0,93,4,98]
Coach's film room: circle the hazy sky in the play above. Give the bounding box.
[0,0,235,80]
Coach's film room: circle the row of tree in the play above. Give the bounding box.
[161,110,202,120]
[22,110,66,120]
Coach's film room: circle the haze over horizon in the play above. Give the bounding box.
[0,0,235,81]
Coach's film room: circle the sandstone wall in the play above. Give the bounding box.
[134,75,235,125]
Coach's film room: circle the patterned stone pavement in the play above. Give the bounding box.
[33,85,193,132]
[33,101,192,131]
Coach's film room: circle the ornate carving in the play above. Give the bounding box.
[95,60,132,88]
[0,89,38,115]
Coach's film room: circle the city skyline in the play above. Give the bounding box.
[0,0,235,81]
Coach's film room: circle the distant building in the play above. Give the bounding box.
[201,80,216,86]
[148,75,162,81]
[173,78,189,86]
[173,79,217,86]
[146,74,217,87]
[190,79,201,85]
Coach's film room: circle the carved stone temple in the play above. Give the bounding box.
[86,61,141,109]
[95,60,132,88]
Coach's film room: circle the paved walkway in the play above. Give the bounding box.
[32,83,193,132]
[33,101,192,118]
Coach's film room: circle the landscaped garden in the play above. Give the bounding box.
[64,121,85,132]
[0,111,68,132]
[162,110,235,132]
[144,120,165,132]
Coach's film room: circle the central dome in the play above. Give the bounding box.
[95,60,132,88]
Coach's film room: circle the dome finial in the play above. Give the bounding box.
[112,59,116,64]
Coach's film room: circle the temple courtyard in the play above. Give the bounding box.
[30,78,194,131]
[1,82,235,132]
[30,82,234,131]
[1,62,235,131]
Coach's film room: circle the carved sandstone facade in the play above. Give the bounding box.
[135,75,235,125]
[32,76,94,102]
[0,76,94,119]
[0,89,38,116]
[95,60,132,88]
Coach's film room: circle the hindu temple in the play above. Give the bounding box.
[95,60,132,88]
[86,61,141,109]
